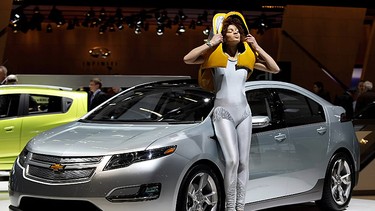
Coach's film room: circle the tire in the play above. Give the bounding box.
[316,152,354,210]
[176,164,224,211]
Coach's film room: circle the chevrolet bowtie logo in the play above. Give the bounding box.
[50,163,65,172]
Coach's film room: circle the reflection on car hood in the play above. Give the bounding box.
[28,122,194,157]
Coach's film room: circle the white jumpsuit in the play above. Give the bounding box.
[212,59,252,211]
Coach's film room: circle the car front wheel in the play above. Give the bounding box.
[316,152,354,210]
[176,164,224,211]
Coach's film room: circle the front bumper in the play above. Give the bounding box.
[9,153,188,211]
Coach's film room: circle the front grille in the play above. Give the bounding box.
[28,165,95,181]
[32,153,102,163]
[19,197,102,211]
[26,153,103,183]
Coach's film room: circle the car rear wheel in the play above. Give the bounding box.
[316,152,354,210]
[176,164,224,211]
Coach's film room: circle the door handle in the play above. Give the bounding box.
[4,126,14,132]
[317,126,327,135]
[274,133,286,142]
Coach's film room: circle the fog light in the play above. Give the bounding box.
[106,183,161,202]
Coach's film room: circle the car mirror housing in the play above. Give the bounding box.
[252,116,271,128]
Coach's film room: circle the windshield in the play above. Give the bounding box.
[84,85,215,123]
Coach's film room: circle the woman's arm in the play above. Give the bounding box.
[183,34,223,64]
[246,34,280,73]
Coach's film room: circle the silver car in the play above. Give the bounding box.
[8,79,360,211]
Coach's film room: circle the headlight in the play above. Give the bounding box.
[18,148,29,168]
[103,145,177,171]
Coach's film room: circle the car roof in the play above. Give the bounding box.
[132,79,310,93]
[0,84,73,91]
[132,79,330,105]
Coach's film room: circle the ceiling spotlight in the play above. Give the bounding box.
[254,14,271,35]
[160,11,169,23]
[203,26,210,35]
[173,15,179,25]
[178,10,187,21]
[189,20,196,29]
[135,26,142,34]
[67,20,75,30]
[98,8,107,23]
[115,8,123,20]
[46,23,52,33]
[178,23,185,33]
[10,9,29,33]
[156,25,164,36]
[99,25,106,34]
[108,24,115,32]
[86,8,95,18]
[48,6,65,26]
[30,7,44,31]
[125,16,135,28]
[196,15,203,26]
[116,21,124,30]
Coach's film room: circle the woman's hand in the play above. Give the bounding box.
[208,33,223,47]
[245,34,259,51]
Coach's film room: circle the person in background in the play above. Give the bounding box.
[352,80,366,110]
[107,86,123,97]
[0,66,8,85]
[88,78,109,111]
[313,81,331,102]
[112,86,122,94]
[355,80,375,114]
[184,12,280,211]
[5,74,18,85]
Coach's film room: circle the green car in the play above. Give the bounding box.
[0,84,88,173]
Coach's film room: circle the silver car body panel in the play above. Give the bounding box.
[8,80,360,211]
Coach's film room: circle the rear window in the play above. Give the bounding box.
[28,94,72,114]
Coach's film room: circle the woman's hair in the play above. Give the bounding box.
[221,16,248,53]
[221,16,246,42]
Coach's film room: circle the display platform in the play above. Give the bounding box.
[1,181,374,210]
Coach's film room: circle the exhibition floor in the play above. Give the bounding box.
[1,180,374,211]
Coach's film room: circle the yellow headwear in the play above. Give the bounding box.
[198,11,257,91]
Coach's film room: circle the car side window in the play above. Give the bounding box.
[247,88,285,133]
[276,89,325,127]
[0,94,20,118]
[28,94,64,115]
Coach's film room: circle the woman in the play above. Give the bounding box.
[184,12,280,211]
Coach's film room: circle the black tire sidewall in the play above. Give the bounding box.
[176,164,224,211]
[317,152,354,211]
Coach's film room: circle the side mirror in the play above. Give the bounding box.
[252,116,271,128]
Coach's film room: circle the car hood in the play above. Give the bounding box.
[28,122,195,157]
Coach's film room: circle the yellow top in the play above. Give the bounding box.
[198,11,257,92]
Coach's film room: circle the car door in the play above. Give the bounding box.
[246,88,291,202]
[275,88,329,195]
[20,94,67,148]
[0,94,22,170]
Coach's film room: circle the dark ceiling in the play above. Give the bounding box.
[15,0,374,11]
[8,0,374,35]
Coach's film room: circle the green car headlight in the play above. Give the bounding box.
[103,145,177,171]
